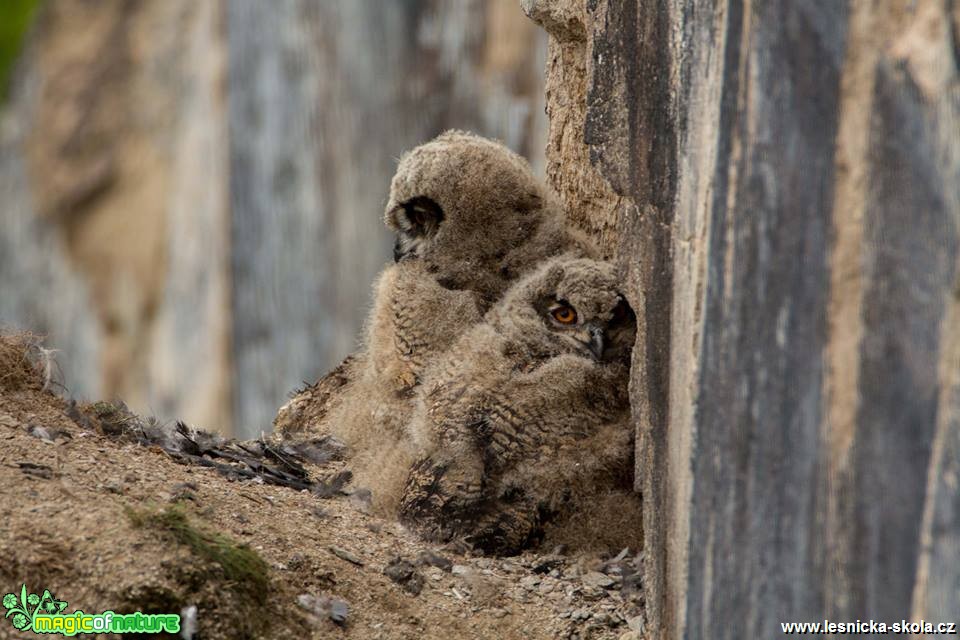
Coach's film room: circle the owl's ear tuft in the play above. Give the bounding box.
[389,196,444,239]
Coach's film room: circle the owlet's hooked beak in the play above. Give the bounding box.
[588,325,605,360]
[572,324,605,360]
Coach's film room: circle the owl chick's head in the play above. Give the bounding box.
[492,256,637,365]
[385,131,554,299]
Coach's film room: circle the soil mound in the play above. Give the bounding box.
[0,334,644,639]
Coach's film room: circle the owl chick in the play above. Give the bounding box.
[369,130,594,399]
[276,132,594,514]
[275,131,592,431]
[398,256,637,554]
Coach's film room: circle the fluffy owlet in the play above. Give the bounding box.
[275,132,594,511]
[398,256,637,554]
[367,130,593,399]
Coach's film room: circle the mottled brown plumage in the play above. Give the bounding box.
[398,257,636,553]
[385,130,590,301]
[370,130,594,394]
[275,132,594,515]
[273,355,358,436]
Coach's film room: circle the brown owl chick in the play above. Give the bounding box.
[369,130,594,396]
[386,130,591,300]
[398,256,637,554]
[276,132,594,515]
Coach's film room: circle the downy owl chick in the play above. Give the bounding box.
[370,130,594,399]
[398,256,637,554]
[278,132,590,431]
[276,132,593,514]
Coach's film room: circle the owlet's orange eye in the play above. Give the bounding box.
[551,305,577,325]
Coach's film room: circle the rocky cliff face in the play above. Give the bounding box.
[2,1,229,429]
[226,0,548,436]
[0,0,547,437]
[524,0,960,637]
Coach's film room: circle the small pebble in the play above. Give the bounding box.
[582,571,616,589]
[520,575,541,589]
[384,557,424,595]
[626,615,644,633]
[328,546,364,566]
[297,593,349,626]
[417,551,453,572]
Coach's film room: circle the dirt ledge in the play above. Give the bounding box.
[0,335,644,640]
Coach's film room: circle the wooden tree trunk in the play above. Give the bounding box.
[526,0,960,637]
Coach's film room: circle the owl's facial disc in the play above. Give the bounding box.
[390,196,444,262]
[543,299,605,360]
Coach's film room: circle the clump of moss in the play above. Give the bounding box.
[0,0,40,101]
[126,506,269,606]
[90,400,118,414]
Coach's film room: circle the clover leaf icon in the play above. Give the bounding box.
[11,613,28,630]
[4,584,43,633]
[38,590,67,615]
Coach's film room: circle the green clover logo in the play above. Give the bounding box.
[3,584,68,632]
[38,590,67,615]
[11,612,28,630]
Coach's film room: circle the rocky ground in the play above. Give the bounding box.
[0,334,645,639]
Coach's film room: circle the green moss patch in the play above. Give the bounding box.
[126,506,269,606]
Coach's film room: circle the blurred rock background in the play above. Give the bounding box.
[0,0,547,437]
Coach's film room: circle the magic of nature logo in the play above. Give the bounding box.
[3,584,180,636]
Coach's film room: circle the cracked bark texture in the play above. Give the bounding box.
[524,0,960,637]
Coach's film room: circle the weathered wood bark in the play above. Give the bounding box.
[0,0,545,437]
[526,0,960,637]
